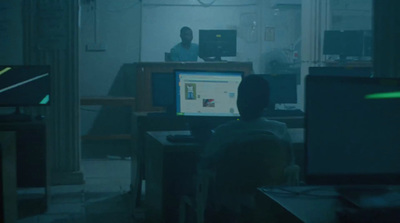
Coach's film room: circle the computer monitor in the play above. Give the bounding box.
[151,72,175,112]
[259,74,297,109]
[305,75,400,185]
[323,30,366,59]
[199,30,237,61]
[175,70,243,117]
[0,65,51,122]
[309,66,373,78]
[0,65,50,107]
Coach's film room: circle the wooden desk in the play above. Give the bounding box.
[131,114,240,211]
[0,122,49,218]
[255,186,342,223]
[145,131,201,223]
[80,96,136,141]
[1,131,17,223]
[144,130,304,223]
[256,186,400,223]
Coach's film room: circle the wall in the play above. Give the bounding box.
[0,0,23,65]
[140,0,260,69]
[260,2,301,74]
[0,0,23,115]
[140,0,301,74]
[330,0,372,30]
[79,0,141,135]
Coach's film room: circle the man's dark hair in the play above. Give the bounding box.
[237,75,270,121]
[180,26,192,35]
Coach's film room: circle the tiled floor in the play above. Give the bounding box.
[17,158,135,223]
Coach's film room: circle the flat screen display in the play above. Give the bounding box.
[0,65,50,106]
[259,74,297,105]
[305,75,400,185]
[323,30,365,57]
[199,30,237,59]
[152,72,174,107]
[175,70,242,117]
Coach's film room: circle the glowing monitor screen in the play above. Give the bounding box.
[305,75,400,185]
[175,70,242,117]
[0,65,50,106]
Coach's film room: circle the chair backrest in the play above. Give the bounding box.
[214,133,288,197]
[165,52,172,62]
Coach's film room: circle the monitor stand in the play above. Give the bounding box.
[336,186,400,209]
[0,107,32,123]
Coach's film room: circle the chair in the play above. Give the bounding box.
[179,133,299,223]
[165,52,172,62]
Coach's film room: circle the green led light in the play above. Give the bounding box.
[365,91,400,99]
[40,95,49,104]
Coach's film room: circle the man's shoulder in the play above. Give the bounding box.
[214,119,241,131]
[259,117,288,128]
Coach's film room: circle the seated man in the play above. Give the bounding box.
[170,26,199,62]
[198,74,295,222]
[200,74,293,169]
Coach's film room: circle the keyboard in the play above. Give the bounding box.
[166,134,196,143]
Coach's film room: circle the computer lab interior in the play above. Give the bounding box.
[1,0,400,222]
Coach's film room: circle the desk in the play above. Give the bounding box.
[145,131,201,223]
[1,131,17,223]
[144,129,304,223]
[131,114,241,210]
[256,186,400,223]
[0,122,49,218]
[255,186,342,223]
[80,96,136,141]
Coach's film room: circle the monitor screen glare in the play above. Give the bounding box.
[175,70,242,117]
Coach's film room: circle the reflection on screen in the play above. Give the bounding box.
[175,70,242,117]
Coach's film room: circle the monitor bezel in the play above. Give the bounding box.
[0,65,51,107]
[304,75,400,185]
[174,69,244,118]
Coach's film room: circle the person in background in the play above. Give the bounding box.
[170,26,199,62]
